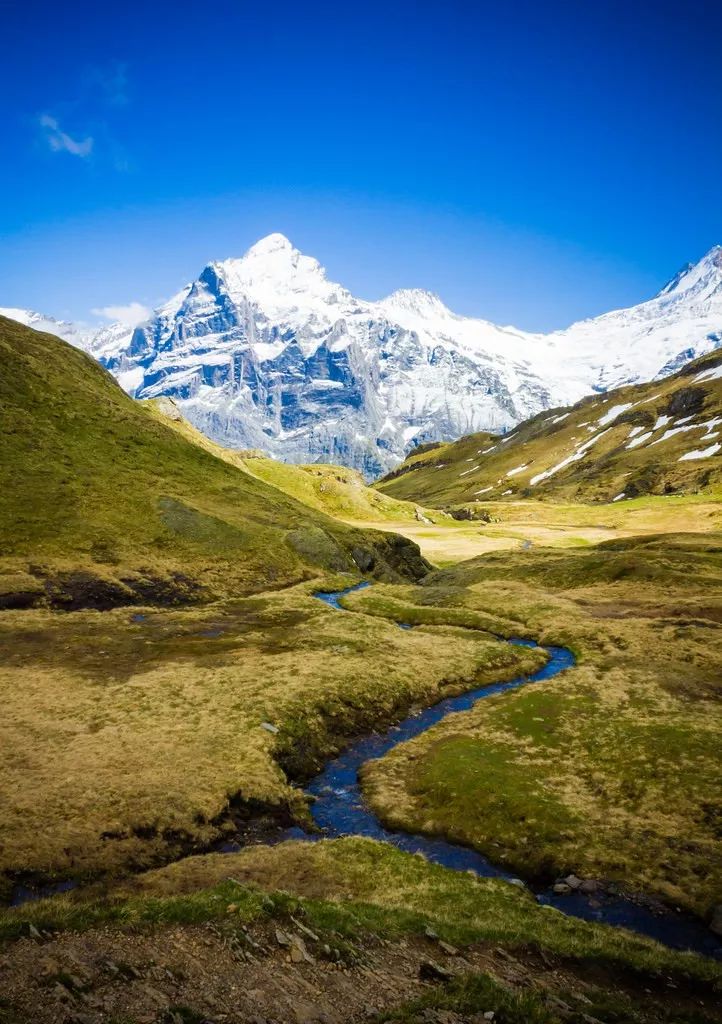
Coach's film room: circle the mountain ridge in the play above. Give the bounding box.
[3,236,722,477]
[376,347,722,506]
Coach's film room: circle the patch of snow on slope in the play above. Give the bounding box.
[626,431,653,449]
[598,403,633,426]
[530,429,610,485]
[679,443,721,461]
[695,363,722,383]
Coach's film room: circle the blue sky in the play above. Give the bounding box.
[2,0,721,330]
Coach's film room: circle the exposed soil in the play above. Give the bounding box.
[1,917,719,1024]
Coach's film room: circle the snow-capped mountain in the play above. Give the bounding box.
[543,244,722,391]
[95,233,562,476]
[0,307,99,351]
[3,238,722,477]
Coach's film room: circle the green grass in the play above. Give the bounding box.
[374,972,722,1024]
[237,453,442,524]
[3,839,720,988]
[372,733,580,878]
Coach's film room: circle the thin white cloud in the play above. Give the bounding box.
[92,302,151,327]
[39,114,93,158]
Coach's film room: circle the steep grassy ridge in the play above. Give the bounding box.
[239,456,442,523]
[377,351,722,507]
[0,316,428,609]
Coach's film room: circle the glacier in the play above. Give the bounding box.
[3,235,721,478]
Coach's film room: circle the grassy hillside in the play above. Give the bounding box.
[145,398,443,525]
[0,315,428,610]
[239,455,443,523]
[377,351,722,507]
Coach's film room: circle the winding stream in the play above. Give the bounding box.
[298,581,722,959]
[9,581,721,958]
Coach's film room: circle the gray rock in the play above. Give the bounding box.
[419,959,453,982]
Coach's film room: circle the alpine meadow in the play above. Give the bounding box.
[2,3,722,1022]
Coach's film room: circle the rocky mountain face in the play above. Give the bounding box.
[5,238,722,478]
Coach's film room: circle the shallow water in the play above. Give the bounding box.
[304,582,722,958]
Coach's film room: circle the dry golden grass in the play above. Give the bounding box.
[350,495,722,566]
[0,578,541,889]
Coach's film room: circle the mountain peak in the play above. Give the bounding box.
[381,288,450,317]
[204,234,351,316]
[658,244,722,298]
[244,232,296,258]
